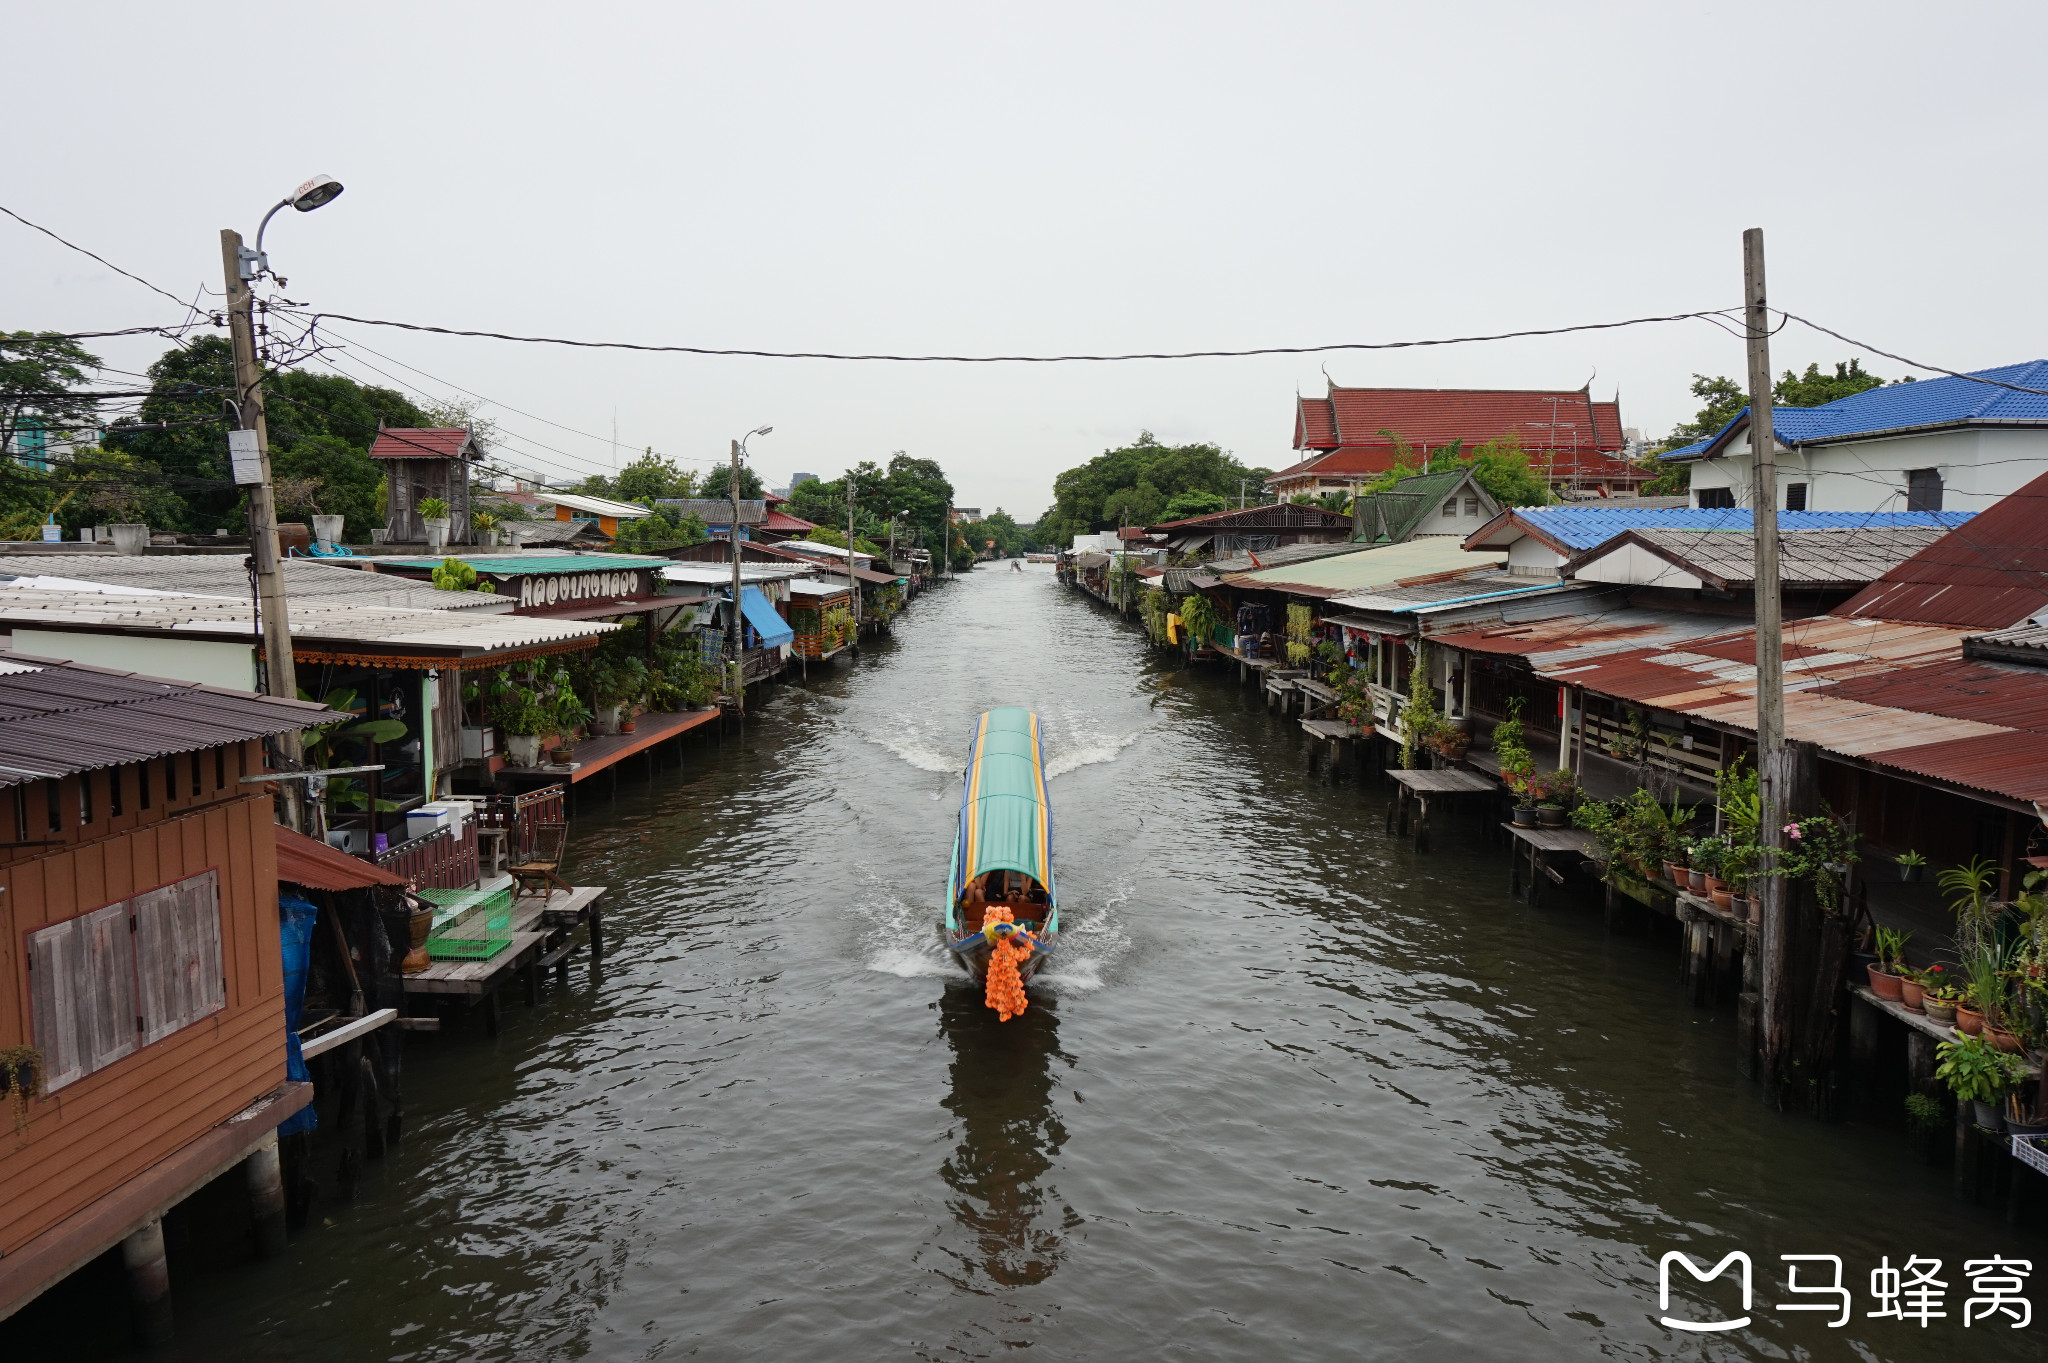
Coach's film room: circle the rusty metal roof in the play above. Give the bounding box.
[1833,470,2048,628]
[1964,622,2048,665]
[1437,607,2048,805]
[0,653,330,790]
[275,825,410,891]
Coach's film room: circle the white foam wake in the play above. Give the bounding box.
[1045,730,1142,778]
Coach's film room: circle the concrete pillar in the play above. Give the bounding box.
[122,1218,174,1346]
[246,1128,287,1258]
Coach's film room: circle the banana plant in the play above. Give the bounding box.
[298,686,409,761]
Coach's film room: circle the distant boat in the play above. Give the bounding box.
[942,708,1058,995]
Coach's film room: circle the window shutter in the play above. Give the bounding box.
[27,901,139,1092]
[134,869,225,1046]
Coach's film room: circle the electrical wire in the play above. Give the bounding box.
[1779,314,2048,397]
[0,204,200,313]
[276,305,1746,364]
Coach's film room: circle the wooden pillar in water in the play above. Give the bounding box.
[122,1218,174,1346]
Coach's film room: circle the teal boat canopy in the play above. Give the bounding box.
[948,708,1056,907]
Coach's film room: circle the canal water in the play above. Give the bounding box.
[45,566,2046,1360]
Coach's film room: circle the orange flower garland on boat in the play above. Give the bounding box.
[982,907,1030,1021]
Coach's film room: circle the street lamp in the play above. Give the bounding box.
[727,426,772,717]
[220,174,346,833]
[240,174,345,285]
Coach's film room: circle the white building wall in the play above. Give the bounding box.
[11,630,258,692]
[1505,537,1564,576]
[1686,427,2048,512]
[1569,545,1705,590]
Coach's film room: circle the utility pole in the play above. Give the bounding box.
[220,229,303,832]
[846,477,860,631]
[1744,227,1792,1091]
[727,438,744,720]
[943,504,952,579]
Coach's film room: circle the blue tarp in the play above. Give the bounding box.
[278,895,319,1137]
[739,585,795,649]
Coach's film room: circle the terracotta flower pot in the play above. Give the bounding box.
[1866,964,1904,1001]
[1899,977,1926,1012]
[1709,888,1734,912]
[620,718,637,733]
[1686,868,1708,892]
[1663,860,1688,884]
[1986,1024,2024,1054]
[1955,1005,1985,1036]
[1923,997,1957,1025]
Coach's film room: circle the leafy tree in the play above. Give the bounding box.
[786,452,955,566]
[803,526,887,557]
[1357,431,1549,509]
[609,504,707,554]
[2,331,102,458]
[272,432,384,538]
[615,447,693,502]
[1774,358,1886,408]
[1039,431,1270,546]
[979,508,1027,557]
[1161,488,1228,521]
[1102,480,1163,528]
[576,472,617,498]
[1664,374,1748,446]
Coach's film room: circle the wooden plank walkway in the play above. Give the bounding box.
[1502,824,1597,904]
[404,885,608,1034]
[1384,767,1496,851]
[1300,718,1363,741]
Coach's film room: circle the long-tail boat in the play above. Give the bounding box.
[942,707,1057,990]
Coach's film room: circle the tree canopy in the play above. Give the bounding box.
[1663,358,1891,448]
[1037,432,1271,547]
[786,451,956,562]
[1356,431,1551,508]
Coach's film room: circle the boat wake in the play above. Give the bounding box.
[860,721,962,775]
[1044,729,1142,779]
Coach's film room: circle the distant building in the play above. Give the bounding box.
[1271,382,1645,499]
[951,508,982,523]
[790,471,818,489]
[1660,360,2048,513]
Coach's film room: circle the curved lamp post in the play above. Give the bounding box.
[727,426,772,716]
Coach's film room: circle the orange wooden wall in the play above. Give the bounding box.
[0,745,285,1258]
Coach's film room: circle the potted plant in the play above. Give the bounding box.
[498,690,553,767]
[1936,1030,2026,1131]
[1959,944,2014,1045]
[1531,770,1576,827]
[1692,836,1729,892]
[472,509,499,547]
[419,495,452,551]
[1505,763,1541,826]
[1895,849,1927,883]
[1,1045,43,1135]
[1922,972,1960,1026]
[1898,966,1928,1013]
[1867,925,1908,1001]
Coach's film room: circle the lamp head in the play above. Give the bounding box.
[290,175,345,212]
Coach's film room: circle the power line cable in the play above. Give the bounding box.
[0,204,200,313]
[277,305,1746,364]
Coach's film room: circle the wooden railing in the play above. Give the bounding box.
[468,785,566,865]
[376,819,479,890]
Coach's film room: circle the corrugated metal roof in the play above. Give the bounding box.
[1467,506,1978,553]
[1438,606,2048,804]
[1225,539,1504,597]
[661,562,809,584]
[1325,572,1580,616]
[1834,469,2048,628]
[1150,503,1353,532]
[1204,540,1362,573]
[652,499,768,525]
[1964,622,2048,664]
[0,587,615,655]
[531,491,654,518]
[275,825,411,890]
[0,654,330,789]
[1568,526,1950,589]
[368,552,677,574]
[1,555,513,613]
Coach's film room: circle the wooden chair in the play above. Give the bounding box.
[509,820,573,902]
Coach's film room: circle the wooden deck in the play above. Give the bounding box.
[1384,767,1497,851]
[404,884,608,1030]
[1502,824,1598,904]
[499,707,719,785]
[1300,718,1365,741]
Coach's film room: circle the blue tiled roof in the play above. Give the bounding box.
[1665,360,2048,459]
[1508,507,1977,551]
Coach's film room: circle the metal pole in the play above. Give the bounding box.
[727,438,743,719]
[220,229,303,831]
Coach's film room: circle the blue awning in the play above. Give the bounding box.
[738,585,794,649]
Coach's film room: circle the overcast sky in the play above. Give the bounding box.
[8,1,2045,517]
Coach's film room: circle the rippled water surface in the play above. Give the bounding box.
[50,567,2047,1360]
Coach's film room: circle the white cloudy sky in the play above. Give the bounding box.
[7,1,2045,518]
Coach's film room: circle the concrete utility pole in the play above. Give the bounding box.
[727,438,745,718]
[846,477,860,629]
[220,228,303,832]
[1744,227,1792,1085]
